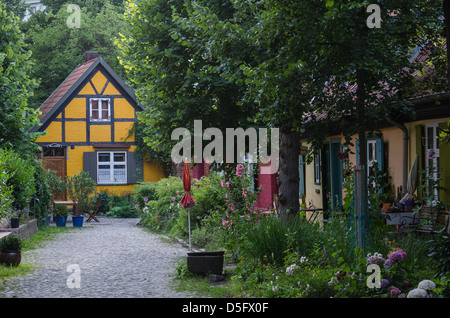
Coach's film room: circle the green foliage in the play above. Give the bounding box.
[66,171,96,216]
[0,149,35,210]
[139,177,184,233]
[106,205,137,218]
[53,204,69,217]
[0,3,40,152]
[0,235,23,252]
[31,160,52,223]
[44,169,66,200]
[427,232,450,278]
[22,2,128,109]
[243,215,322,266]
[117,0,255,162]
[0,165,14,221]
[95,191,112,214]
[131,181,157,211]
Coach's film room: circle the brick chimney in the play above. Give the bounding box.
[84,51,99,62]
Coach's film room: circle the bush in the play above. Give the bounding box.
[53,204,69,217]
[0,149,35,210]
[243,215,322,266]
[131,182,157,212]
[0,235,23,252]
[32,160,52,223]
[66,171,95,216]
[107,205,138,218]
[96,191,112,214]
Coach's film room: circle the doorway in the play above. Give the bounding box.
[42,146,67,200]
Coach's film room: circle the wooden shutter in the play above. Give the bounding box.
[438,122,450,205]
[375,137,384,172]
[299,155,305,197]
[415,125,424,198]
[83,152,97,185]
[127,152,143,184]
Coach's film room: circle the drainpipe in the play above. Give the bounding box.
[386,117,408,192]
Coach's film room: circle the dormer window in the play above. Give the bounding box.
[90,98,110,121]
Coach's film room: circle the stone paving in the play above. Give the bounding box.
[0,217,192,298]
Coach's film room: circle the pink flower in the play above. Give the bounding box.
[242,189,247,198]
[427,150,436,159]
[230,203,235,211]
[221,179,225,187]
[226,181,230,188]
[236,164,244,177]
[390,288,401,297]
[144,197,148,202]
[171,197,175,202]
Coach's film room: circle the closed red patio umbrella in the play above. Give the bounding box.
[180,159,196,251]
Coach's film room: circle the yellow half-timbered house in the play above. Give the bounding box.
[34,51,164,196]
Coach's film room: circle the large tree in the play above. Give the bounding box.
[0,3,40,153]
[22,2,128,109]
[118,0,256,171]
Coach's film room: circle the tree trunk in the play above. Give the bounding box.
[278,125,300,226]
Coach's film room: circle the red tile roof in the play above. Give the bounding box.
[38,58,97,120]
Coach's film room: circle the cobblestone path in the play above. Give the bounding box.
[0,217,191,298]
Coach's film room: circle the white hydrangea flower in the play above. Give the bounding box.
[418,280,436,291]
[407,288,428,298]
[286,264,299,276]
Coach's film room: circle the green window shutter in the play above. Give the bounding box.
[299,155,305,197]
[83,152,98,185]
[127,151,143,184]
[438,122,450,205]
[375,137,384,172]
[415,125,424,198]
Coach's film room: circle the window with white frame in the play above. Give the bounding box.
[314,152,320,184]
[97,152,127,184]
[425,123,440,201]
[90,98,110,121]
[367,139,378,178]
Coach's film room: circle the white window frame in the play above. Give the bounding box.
[366,139,378,180]
[97,151,127,184]
[90,98,111,122]
[314,152,321,184]
[425,123,440,201]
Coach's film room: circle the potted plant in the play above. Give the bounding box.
[66,171,95,227]
[0,235,23,267]
[53,204,69,227]
[10,211,20,228]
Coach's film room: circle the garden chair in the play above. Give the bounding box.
[86,198,101,222]
[401,206,449,235]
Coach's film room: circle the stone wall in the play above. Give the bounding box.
[0,219,38,240]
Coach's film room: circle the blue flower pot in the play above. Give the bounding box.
[55,215,67,227]
[72,216,84,227]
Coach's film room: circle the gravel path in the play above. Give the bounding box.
[0,217,192,298]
